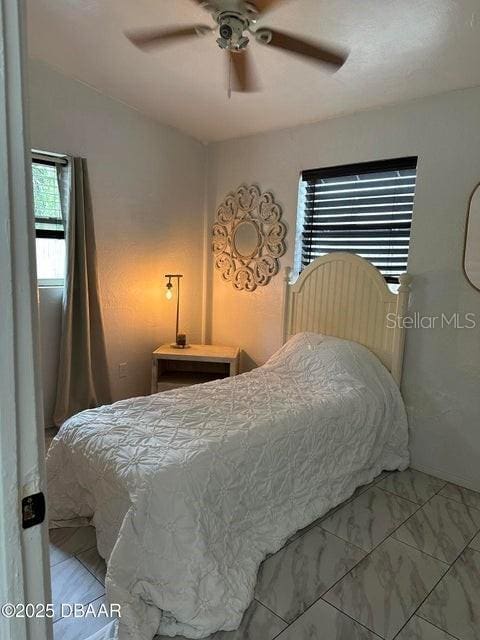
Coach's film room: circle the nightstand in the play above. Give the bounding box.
[151,344,240,394]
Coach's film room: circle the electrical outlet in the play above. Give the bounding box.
[118,362,128,379]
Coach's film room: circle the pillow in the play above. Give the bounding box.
[264,332,326,368]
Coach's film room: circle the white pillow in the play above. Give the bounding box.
[264,332,326,368]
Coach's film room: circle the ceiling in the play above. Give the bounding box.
[26,0,480,142]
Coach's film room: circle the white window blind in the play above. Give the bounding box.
[299,157,418,283]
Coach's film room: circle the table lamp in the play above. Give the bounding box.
[165,274,189,348]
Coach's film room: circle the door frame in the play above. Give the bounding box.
[0,1,52,639]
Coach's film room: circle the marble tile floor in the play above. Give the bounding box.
[46,434,480,640]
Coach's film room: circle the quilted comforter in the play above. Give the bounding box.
[47,333,409,639]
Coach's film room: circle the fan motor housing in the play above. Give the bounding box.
[216,12,250,50]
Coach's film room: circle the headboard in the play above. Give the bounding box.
[282,253,412,385]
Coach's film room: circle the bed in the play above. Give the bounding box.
[47,253,412,640]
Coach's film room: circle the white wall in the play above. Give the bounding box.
[206,86,480,491]
[29,59,206,425]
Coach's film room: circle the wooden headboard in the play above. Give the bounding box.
[282,253,412,385]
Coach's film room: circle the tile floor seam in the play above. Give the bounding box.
[439,528,480,570]
[49,539,98,569]
[345,474,386,500]
[276,486,376,552]
[409,469,447,489]
[413,613,462,640]
[50,529,97,560]
[438,487,480,513]
[270,593,384,640]
[389,534,451,566]
[466,545,480,557]
[379,470,448,506]
[74,544,97,556]
[376,485,429,506]
[252,598,289,625]
[313,480,451,636]
[260,473,399,637]
[50,555,81,571]
[318,483,424,563]
[392,492,480,564]
[389,562,454,640]
[54,588,106,624]
[393,486,480,566]
[431,492,480,516]
[315,599,385,639]
[50,556,68,568]
[75,554,106,587]
[311,522,367,554]
[383,479,473,640]
[52,593,107,627]
[309,530,431,638]
[276,507,342,552]
[281,472,392,551]
[255,527,366,628]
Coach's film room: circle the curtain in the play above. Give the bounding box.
[53,157,111,426]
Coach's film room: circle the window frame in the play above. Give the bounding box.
[295,156,418,285]
[32,151,68,287]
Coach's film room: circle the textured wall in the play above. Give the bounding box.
[29,59,206,418]
[206,86,480,491]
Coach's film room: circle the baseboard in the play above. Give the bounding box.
[411,463,480,493]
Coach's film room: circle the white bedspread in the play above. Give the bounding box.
[47,333,409,639]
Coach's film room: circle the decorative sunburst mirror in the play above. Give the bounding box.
[212,185,287,291]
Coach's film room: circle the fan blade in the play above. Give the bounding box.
[260,29,347,69]
[229,49,260,93]
[125,25,210,51]
[254,0,293,14]
[189,0,227,13]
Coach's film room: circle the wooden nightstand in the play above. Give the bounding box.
[151,344,240,394]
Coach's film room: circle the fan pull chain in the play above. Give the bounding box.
[228,52,232,99]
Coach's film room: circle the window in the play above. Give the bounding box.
[296,157,418,285]
[32,153,67,285]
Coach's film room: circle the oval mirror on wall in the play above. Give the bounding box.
[234,221,260,259]
[464,184,480,291]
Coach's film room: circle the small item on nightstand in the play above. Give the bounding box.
[175,333,188,348]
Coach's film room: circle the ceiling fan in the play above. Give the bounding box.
[125,0,348,95]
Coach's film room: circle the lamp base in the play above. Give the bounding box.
[170,343,191,349]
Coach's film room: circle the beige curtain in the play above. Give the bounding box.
[53,157,111,426]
